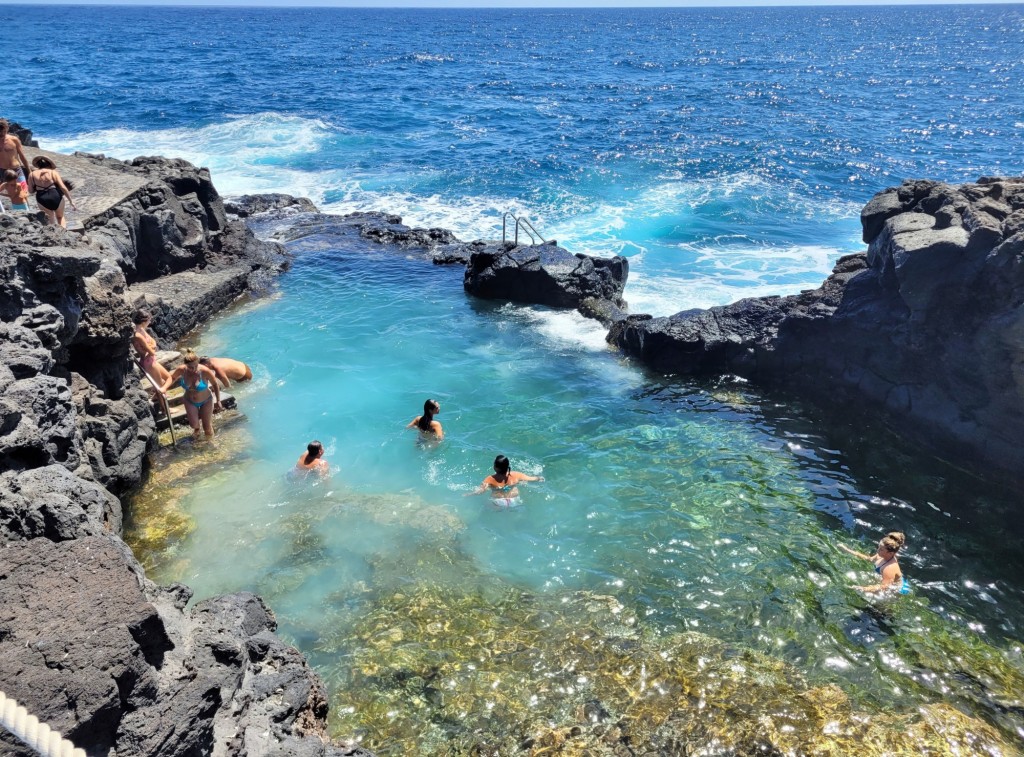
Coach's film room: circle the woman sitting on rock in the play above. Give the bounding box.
[27,155,76,228]
[131,309,172,390]
[160,348,222,440]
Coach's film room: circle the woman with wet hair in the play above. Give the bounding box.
[406,398,443,441]
[466,454,544,508]
[838,531,910,594]
[296,440,329,477]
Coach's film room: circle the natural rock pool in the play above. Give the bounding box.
[127,223,1024,754]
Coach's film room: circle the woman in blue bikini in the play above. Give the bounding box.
[838,531,910,595]
[160,348,222,439]
[466,454,544,508]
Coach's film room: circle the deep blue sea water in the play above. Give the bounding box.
[7,4,1024,752]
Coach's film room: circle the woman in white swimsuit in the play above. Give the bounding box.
[466,454,544,508]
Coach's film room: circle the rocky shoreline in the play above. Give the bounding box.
[2,124,1020,755]
[0,131,369,756]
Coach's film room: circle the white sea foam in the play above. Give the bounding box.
[52,115,860,318]
[511,306,611,352]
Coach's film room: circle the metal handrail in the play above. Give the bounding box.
[502,212,547,247]
[135,358,176,448]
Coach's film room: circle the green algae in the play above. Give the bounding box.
[322,581,1015,756]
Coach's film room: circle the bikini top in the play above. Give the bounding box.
[179,371,209,393]
[492,475,515,491]
[875,557,911,594]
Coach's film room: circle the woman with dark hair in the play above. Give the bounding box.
[131,309,172,388]
[838,531,910,594]
[296,440,329,477]
[27,155,76,227]
[406,398,443,441]
[466,454,544,508]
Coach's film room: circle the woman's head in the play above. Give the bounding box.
[305,440,324,464]
[493,454,510,475]
[181,348,199,366]
[132,308,151,325]
[31,155,56,170]
[879,531,906,555]
[417,398,440,431]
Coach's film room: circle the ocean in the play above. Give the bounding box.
[7,4,1024,753]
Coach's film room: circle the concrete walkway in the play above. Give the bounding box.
[20,147,148,231]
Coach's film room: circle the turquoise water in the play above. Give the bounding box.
[9,3,1023,749]
[130,225,1024,750]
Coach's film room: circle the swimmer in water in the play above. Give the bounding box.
[466,454,544,508]
[296,440,329,477]
[406,398,443,441]
[838,531,909,594]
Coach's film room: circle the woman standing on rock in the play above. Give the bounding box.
[132,309,172,389]
[160,348,222,440]
[27,155,76,228]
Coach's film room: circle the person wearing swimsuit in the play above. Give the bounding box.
[27,155,76,228]
[295,440,330,478]
[159,348,222,439]
[406,398,443,442]
[131,309,172,389]
[466,454,544,508]
[838,531,910,595]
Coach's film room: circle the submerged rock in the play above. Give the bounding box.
[610,177,1024,485]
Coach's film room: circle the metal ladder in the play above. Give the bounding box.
[502,212,547,247]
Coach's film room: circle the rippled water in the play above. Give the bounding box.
[125,224,1024,753]
[8,4,1023,752]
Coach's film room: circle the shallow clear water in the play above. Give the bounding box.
[8,4,1024,750]
[127,226,1024,751]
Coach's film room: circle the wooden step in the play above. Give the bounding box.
[153,390,237,431]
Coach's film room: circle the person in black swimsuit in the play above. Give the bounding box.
[27,155,76,228]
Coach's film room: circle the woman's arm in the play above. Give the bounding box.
[513,472,545,483]
[203,366,222,408]
[159,367,181,394]
[465,478,493,496]
[26,172,35,192]
[431,421,444,440]
[837,543,872,561]
[406,416,422,430]
[859,562,899,594]
[54,172,77,210]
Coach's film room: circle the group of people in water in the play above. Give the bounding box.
[296,398,544,509]
[0,119,77,227]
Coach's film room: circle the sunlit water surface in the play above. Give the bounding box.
[128,227,1024,753]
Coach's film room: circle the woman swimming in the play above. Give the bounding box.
[838,531,910,595]
[295,440,329,477]
[466,454,544,508]
[159,348,222,439]
[406,398,443,441]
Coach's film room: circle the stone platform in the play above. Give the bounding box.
[21,146,148,231]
